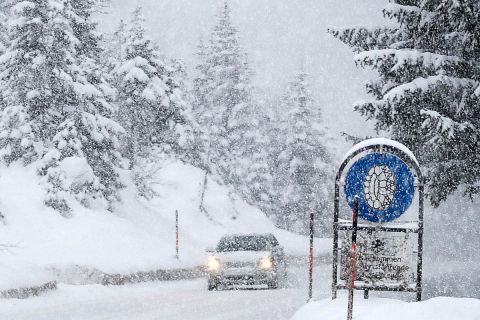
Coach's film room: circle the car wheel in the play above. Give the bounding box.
[268,276,278,289]
[208,279,218,291]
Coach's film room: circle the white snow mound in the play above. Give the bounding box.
[0,257,54,292]
[291,296,480,320]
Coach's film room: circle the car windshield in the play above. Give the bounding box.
[216,235,270,252]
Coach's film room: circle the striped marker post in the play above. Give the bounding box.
[347,196,359,320]
[308,211,314,301]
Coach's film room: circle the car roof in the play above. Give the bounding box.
[220,233,277,240]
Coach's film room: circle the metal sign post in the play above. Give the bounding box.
[308,211,314,301]
[347,196,359,320]
[332,138,424,312]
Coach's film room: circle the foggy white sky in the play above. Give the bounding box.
[98,0,388,159]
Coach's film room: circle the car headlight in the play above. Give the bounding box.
[207,256,220,271]
[259,256,273,270]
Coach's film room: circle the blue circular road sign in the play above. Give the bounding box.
[344,153,414,222]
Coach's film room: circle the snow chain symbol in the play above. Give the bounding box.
[363,165,395,210]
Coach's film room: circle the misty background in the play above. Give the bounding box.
[99,0,387,159]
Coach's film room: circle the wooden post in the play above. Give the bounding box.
[347,196,359,320]
[175,210,179,260]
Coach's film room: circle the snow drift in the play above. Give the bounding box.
[291,296,480,320]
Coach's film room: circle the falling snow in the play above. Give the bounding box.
[0,0,478,319]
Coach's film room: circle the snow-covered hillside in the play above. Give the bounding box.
[0,160,327,289]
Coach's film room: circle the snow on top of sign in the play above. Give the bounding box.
[342,138,419,167]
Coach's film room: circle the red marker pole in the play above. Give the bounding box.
[308,211,314,301]
[347,196,359,320]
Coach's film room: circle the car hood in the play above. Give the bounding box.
[214,251,271,263]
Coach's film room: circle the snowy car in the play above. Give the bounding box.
[206,233,286,290]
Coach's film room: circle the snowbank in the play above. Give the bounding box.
[291,296,480,320]
[0,257,54,292]
[0,160,327,288]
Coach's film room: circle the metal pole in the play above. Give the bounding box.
[347,196,359,320]
[416,182,424,301]
[308,211,314,301]
[175,210,179,260]
[332,179,340,299]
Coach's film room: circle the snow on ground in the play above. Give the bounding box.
[0,280,306,320]
[291,294,480,320]
[0,260,328,320]
[0,257,54,292]
[0,160,327,289]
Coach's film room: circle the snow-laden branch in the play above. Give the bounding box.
[355,49,466,74]
[383,75,478,101]
[421,109,474,140]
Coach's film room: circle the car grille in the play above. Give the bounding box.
[224,261,256,268]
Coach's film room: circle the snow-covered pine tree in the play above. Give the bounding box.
[230,98,273,210]
[70,0,102,58]
[227,66,271,206]
[113,6,186,169]
[191,39,215,172]
[0,4,9,115]
[110,20,127,66]
[330,0,480,206]
[275,72,332,234]
[43,0,124,214]
[168,58,198,161]
[244,110,274,213]
[0,0,54,165]
[193,2,267,201]
[192,6,237,183]
[100,20,127,103]
[263,104,287,220]
[0,0,124,214]
[0,5,7,55]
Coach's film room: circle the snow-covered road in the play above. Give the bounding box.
[0,262,331,320]
[0,280,300,320]
[0,258,477,320]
